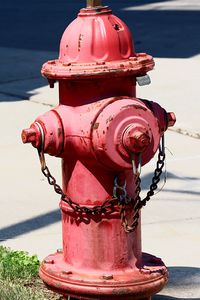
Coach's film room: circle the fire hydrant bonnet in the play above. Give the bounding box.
[41,6,154,80]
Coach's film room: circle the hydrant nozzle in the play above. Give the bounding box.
[87,0,103,7]
[21,128,37,144]
[21,125,41,149]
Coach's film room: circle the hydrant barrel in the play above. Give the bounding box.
[22,1,176,299]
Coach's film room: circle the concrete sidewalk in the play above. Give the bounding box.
[1,104,200,300]
[0,1,200,299]
[0,47,199,135]
[0,61,200,299]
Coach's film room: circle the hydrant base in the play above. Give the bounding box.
[39,252,168,300]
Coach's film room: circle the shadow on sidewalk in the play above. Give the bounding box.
[141,171,200,197]
[0,0,199,58]
[0,209,61,241]
[153,266,200,300]
[0,170,199,242]
[0,0,200,102]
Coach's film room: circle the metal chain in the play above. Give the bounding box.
[120,135,166,233]
[138,135,166,208]
[37,135,165,232]
[38,150,119,217]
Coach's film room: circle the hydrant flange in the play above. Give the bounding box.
[40,252,168,300]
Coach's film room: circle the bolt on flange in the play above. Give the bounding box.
[102,274,113,280]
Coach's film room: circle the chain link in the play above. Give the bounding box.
[120,135,166,233]
[39,155,119,217]
[37,136,165,233]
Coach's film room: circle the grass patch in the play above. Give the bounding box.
[0,245,40,281]
[0,246,63,300]
[0,279,44,300]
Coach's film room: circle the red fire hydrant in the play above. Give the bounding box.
[22,1,176,299]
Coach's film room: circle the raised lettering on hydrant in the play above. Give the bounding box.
[22,1,176,299]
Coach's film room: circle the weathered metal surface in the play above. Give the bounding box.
[22,97,169,168]
[41,6,154,80]
[21,1,176,299]
[23,96,172,300]
[42,54,154,80]
[39,252,168,300]
[122,125,151,154]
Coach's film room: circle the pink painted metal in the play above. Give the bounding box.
[22,3,176,300]
[42,7,154,81]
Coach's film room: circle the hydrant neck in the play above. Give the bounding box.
[59,78,136,106]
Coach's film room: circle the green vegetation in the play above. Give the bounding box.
[0,246,40,281]
[0,246,63,300]
[0,279,44,300]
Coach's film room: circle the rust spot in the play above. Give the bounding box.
[121,104,147,111]
[106,116,113,124]
[102,274,113,280]
[57,127,62,137]
[47,60,56,65]
[62,270,73,275]
[112,288,130,295]
[46,269,57,275]
[63,62,71,66]
[96,61,104,65]
[78,34,83,52]
[93,122,99,130]
[113,24,120,31]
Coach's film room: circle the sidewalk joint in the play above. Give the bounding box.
[170,127,200,139]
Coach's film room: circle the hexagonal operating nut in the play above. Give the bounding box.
[123,124,151,153]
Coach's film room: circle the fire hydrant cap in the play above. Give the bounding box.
[41,6,154,80]
[60,6,134,64]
